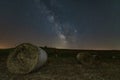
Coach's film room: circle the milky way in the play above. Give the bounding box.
[35,0,78,48]
[1,0,120,49]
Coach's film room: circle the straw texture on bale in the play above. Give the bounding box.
[7,43,47,74]
[76,53,93,65]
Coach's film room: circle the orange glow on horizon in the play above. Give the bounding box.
[0,45,12,49]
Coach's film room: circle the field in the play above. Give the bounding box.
[0,47,120,80]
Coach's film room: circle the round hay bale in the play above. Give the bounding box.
[7,43,47,74]
[76,52,93,65]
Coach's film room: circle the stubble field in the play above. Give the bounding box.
[0,48,120,80]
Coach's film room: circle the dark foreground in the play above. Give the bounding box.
[0,48,120,80]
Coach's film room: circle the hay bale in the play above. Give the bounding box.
[76,52,93,65]
[7,43,47,74]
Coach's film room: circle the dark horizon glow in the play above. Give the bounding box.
[0,0,120,50]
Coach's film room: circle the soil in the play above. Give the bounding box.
[0,54,120,80]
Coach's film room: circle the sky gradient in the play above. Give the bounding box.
[0,0,120,50]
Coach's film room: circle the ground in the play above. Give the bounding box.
[0,48,120,80]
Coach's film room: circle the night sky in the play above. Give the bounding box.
[0,0,120,50]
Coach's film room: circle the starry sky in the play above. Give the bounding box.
[0,0,120,50]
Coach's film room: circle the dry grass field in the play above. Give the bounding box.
[0,48,120,80]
